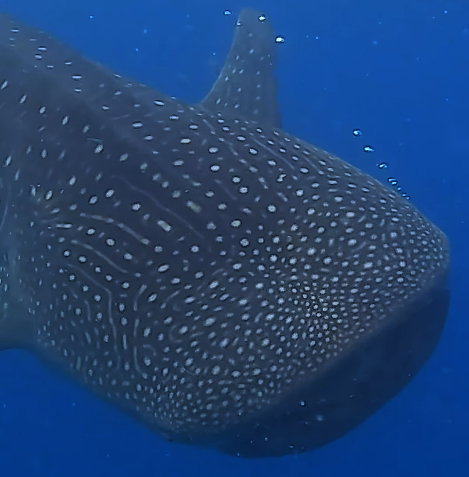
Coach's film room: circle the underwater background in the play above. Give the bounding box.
[0,0,466,475]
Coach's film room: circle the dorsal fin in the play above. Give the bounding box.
[199,9,281,127]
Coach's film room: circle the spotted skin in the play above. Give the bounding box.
[0,9,450,457]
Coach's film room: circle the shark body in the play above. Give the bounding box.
[0,9,450,457]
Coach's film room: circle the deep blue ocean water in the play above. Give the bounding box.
[0,0,466,475]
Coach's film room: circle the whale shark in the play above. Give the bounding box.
[0,8,450,457]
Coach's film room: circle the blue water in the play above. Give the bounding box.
[0,0,467,475]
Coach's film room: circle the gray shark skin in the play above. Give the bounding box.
[0,9,450,457]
